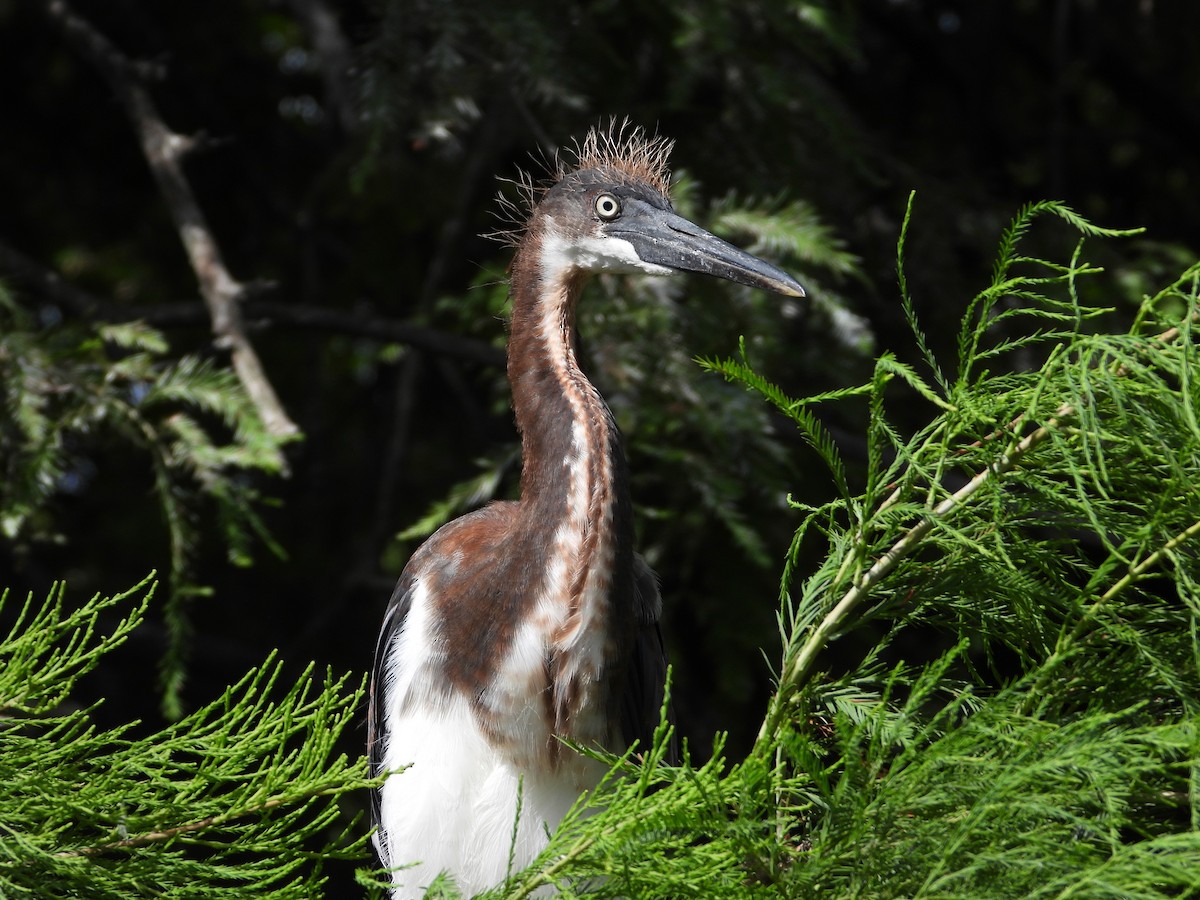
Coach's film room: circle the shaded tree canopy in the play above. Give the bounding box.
[1,1,1198,894]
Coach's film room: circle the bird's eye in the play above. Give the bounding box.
[594,193,622,220]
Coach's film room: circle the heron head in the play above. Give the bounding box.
[507,122,806,299]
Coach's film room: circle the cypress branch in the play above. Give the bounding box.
[0,577,378,898]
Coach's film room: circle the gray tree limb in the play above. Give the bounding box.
[45,0,300,439]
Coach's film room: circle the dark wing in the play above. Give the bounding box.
[367,567,417,828]
[620,553,678,765]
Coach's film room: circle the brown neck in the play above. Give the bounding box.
[505,232,635,583]
[470,224,641,758]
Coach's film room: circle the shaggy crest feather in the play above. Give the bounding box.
[489,119,674,247]
[563,119,674,196]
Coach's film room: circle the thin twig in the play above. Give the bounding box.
[354,99,513,587]
[0,236,507,367]
[0,241,105,318]
[507,835,596,899]
[1096,518,1200,607]
[54,784,347,858]
[361,348,423,582]
[759,402,1073,743]
[1018,515,1200,718]
[44,0,299,440]
[146,299,507,368]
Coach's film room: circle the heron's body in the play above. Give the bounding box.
[369,124,803,898]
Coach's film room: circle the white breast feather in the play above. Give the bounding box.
[377,578,596,898]
[378,694,583,898]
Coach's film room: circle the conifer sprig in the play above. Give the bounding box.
[0,577,376,899]
[0,298,291,717]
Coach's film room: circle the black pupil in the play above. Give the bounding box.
[600,196,617,216]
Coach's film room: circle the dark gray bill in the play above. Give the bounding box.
[610,201,806,298]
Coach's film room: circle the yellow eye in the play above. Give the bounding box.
[594,193,622,220]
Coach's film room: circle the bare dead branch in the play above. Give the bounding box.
[44,0,299,440]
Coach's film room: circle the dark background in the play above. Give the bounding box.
[1,0,1197,888]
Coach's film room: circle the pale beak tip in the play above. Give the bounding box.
[776,276,807,299]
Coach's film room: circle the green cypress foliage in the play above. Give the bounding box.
[0,576,376,898]
[0,295,291,717]
[488,200,1200,897]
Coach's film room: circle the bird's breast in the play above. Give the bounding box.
[478,465,627,770]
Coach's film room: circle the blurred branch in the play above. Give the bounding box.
[237,302,506,367]
[0,235,506,367]
[0,240,104,318]
[44,0,299,440]
[285,0,359,133]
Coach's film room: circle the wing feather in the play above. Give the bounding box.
[619,554,678,764]
[367,568,416,828]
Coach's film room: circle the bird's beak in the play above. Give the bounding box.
[611,202,806,298]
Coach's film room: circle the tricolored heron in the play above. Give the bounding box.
[368,123,805,897]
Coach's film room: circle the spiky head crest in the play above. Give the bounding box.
[563,119,674,197]
[491,119,675,246]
